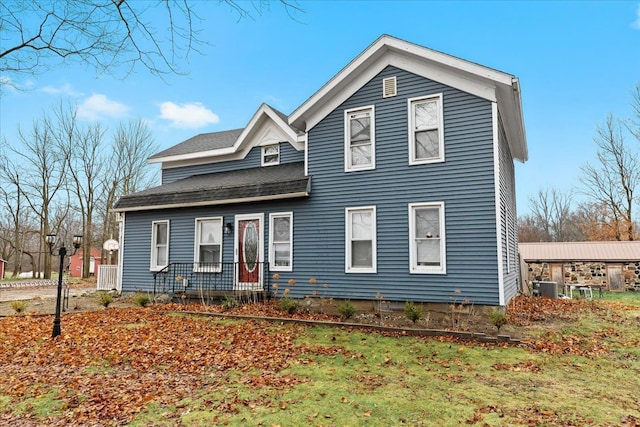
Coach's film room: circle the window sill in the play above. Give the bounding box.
[410,268,447,275]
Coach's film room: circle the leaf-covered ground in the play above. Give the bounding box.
[0,294,639,426]
[0,309,343,426]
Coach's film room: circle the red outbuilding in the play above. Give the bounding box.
[69,248,102,278]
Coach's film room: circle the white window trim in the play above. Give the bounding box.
[345,206,377,273]
[269,212,293,272]
[344,105,375,172]
[150,220,169,272]
[193,217,223,272]
[409,202,446,274]
[261,143,280,166]
[408,94,445,165]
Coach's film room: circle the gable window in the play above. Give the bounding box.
[269,212,293,271]
[150,220,169,271]
[195,217,223,272]
[409,202,446,274]
[345,106,375,171]
[408,94,444,164]
[262,144,280,166]
[345,206,377,273]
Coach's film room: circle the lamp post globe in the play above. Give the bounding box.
[50,234,82,338]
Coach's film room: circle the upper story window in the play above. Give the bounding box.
[345,106,375,171]
[262,144,280,166]
[194,217,223,272]
[345,206,377,273]
[269,212,293,271]
[409,202,446,274]
[408,94,444,164]
[150,220,169,271]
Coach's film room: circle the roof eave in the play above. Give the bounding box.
[149,104,300,165]
[112,191,309,213]
[289,35,519,130]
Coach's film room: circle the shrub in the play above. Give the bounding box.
[337,300,356,319]
[278,297,299,314]
[404,301,423,324]
[489,308,508,331]
[9,300,27,314]
[222,295,237,310]
[97,292,114,308]
[134,293,152,308]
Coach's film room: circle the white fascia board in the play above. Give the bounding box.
[111,191,310,213]
[295,52,499,132]
[383,36,514,86]
[496,81,528,163]
[234,104,300,152]
[289,36,389,127]
[148,146,236,164]
[290,35,516,131]
[158,150,247,170]
[150,104,301,166]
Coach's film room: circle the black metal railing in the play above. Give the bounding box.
[152,262,270,303]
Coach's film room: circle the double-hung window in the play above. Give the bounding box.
[150,220,169,271]
[345,206,377,273]
[269,212,293,271]
[345,106,375,171]
[408,94,444,164]
[409,202,446,274]
[194,217,223,272]
[262,144,280,166]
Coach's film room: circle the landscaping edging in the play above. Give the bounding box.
[175,310,523,345]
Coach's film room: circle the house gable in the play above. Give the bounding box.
[151,104,304,170]
[290,34,527,162]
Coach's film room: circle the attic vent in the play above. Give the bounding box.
[382,76,397,98]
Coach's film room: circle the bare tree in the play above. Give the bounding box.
[98,119,158,257]
[9,114,70,278]
[53,103,107,278]
[580,114,639,241]
[1,1,303,85]
[0,154,26,278]
[524,187,578,242]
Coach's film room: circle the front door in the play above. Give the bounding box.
[235,214,264,290]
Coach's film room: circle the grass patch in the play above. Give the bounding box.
[14,390,64,419]
[1,296,639,425]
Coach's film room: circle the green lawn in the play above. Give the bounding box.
[0,293,639,426]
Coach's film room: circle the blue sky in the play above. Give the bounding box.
[1,1,639,215]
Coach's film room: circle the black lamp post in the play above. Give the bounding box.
[46,233,82,338]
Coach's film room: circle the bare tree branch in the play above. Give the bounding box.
[0,0,304,84]
[580,114,639,240]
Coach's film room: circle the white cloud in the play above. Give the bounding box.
[0,76,33,92]
[40,83,83,97]
[159,101,220,128]
[633,4,640,29]
[77,94,130,120]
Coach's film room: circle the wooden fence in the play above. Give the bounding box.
[97,265,119,291]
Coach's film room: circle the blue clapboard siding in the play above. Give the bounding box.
[121,199,308,292]
[121,65,507,305]
[161,142,304,184]
[297,65,500,305]
[498,115,519,302]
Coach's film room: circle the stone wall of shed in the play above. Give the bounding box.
[526,261,640,290]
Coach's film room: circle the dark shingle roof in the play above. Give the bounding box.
[149,128,244,160]
[113,162,309,211]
